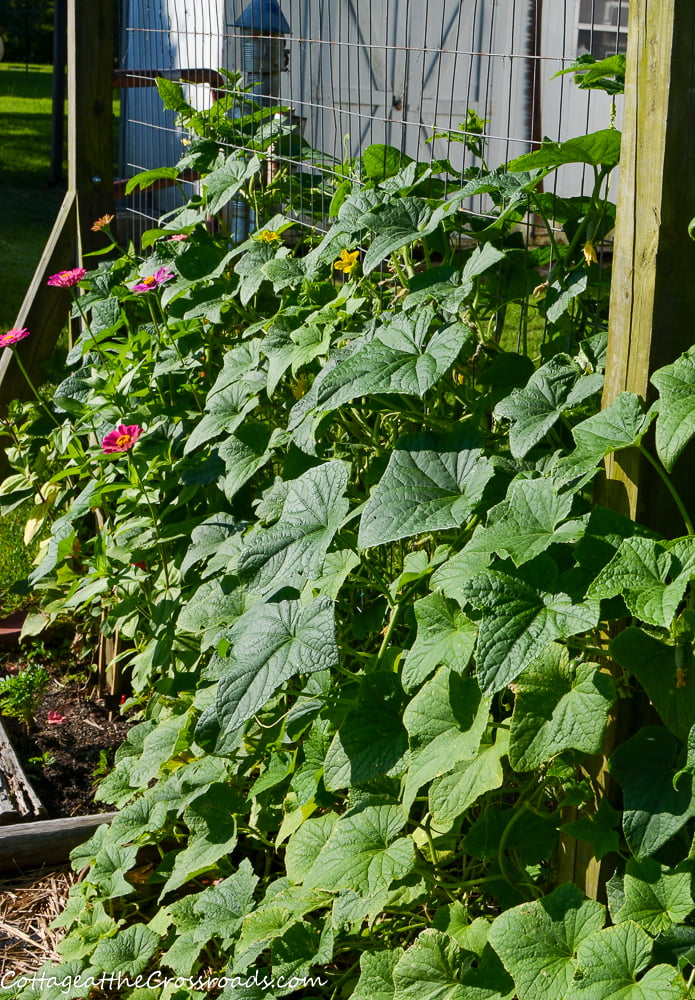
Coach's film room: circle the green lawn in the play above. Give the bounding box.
[0,64,65,613]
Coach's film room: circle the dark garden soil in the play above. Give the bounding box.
[5,684,130,818]
[0,636,132,818]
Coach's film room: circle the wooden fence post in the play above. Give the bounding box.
[558,0,695,901]
[67,0,115,258]
[602,0,695,524]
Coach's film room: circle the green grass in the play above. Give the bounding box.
[0,64,64,613]
[0,504,37,616]
[0,64,65,332]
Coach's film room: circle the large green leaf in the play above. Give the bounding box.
[107,798,169,847]
[428,729,509,826]
[359,429,494,549]
[651,347,695,470]
[610,627,695,742]
[285,813,338,885]
[238,462,349,595]
[363,143,414,181]
[360,198,435,274]
[184,382,259,454]
[565,922,683,1000]
[588,536,695,628]
[404,245,507,314]
[162,858,258,973]
[429,528,498,604]
[207,339,265,396]
[233,906,297,970]
[509,644,615,771]
[204,154,261,214]
[352,948,403,1000]
[314,306,468,410]
[87,841,140,899]
[177,580,256,650]
[393,929,514,1000]
[127,712,193,788]
[488,882,605,1000]
[91,924,160,976]
[402,668,490,813]
[615,859,693,935]
[574,505,657,577]
[160,783,238,896]
[609,726,695,859]
[506,129,621,171]
[193,858,258,939]
[210,597,338,736]
[304,802,415,895]
[180,513,242,578]
[545,271,588,325]
[570,392,651,460]
[463,568,599,695]
[474,478,586,567]
[324,673,409,790]
[402,592,477,691]
[219,425,289,502]
[494,356,602,458]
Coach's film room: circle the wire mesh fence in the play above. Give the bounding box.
[116,0,629,242]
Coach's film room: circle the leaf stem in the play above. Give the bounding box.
[637,444,694,535]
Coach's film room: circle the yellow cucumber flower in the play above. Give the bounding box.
[334,249,359,274]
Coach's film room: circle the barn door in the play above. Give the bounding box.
[329,0,481,160]
[322,0,410,155]
[290,1,531,173]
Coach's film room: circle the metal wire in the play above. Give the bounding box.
[116,0,629,242]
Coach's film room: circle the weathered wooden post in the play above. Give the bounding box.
[558,0,695,900]
[67,0,115,259]
[602,0,695,524]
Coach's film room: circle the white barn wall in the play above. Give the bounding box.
[120,0,226,218]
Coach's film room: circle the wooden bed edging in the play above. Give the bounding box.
[0,812,115,872]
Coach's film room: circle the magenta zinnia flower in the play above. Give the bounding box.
[46,710,66,725]
[0,328,30,348]
[101,424,142,454]
[130,267,174,293]
[47,267,87,288]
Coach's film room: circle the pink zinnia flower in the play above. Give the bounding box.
[101,424,142,454]
[0,328,30,348]
[130,267,174,293]
[166,233,188,242]
[47,267,87,288]
[46,711,66,725]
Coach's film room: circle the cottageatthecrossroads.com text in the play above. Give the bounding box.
[0,970,329,994]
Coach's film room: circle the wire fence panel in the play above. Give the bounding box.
[116,0,629,239]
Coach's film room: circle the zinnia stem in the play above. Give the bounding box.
[11,348,61,428]
[127,453,172,591]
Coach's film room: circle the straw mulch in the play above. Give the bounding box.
[0,867,75,975]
